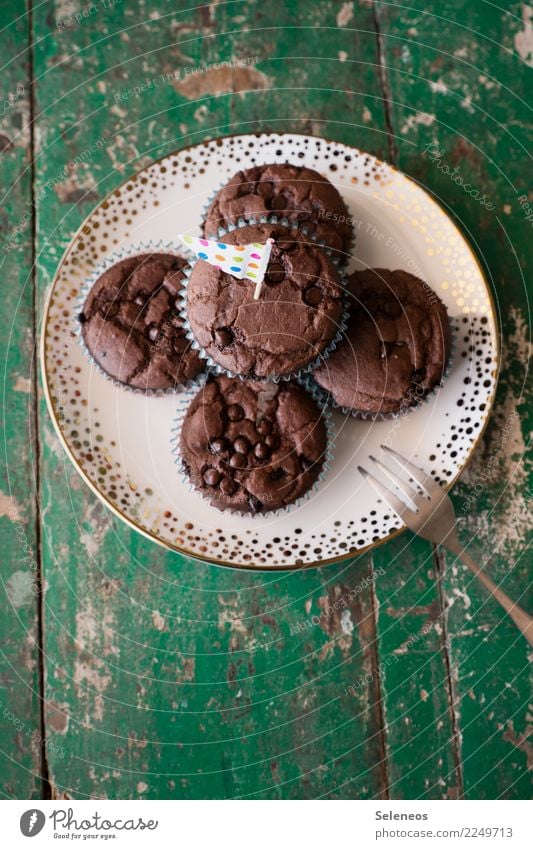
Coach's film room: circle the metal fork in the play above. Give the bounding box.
[358,446,533,647]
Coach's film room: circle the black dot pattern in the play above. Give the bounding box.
[43,134,497,569]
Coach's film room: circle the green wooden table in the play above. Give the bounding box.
[1,0,531,800]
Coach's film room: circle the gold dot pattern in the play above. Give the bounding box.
[42,133,498,570]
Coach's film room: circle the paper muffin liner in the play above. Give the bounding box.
[177,216,351,384]
[303,316,457,422]
[200,180,356,267]
[74,240,209,396]
[169,378,334,519]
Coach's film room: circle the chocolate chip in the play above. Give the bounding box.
[214,327,233,348]
[384,299,402,318]
[103,302,119,319]
[277,238,297,252]
[269,468,286,481]
[300,455,313,471]
[203,468,221,486]
[419,319,431,339]
[227,404,244,422]
[78,312,87,324]
[248,495,263,513]
[209,438,228,455]
[380,341,396,359]
[234,437,250,454]
[266,263,285,284]
[321,229,343,251]
[265,433,278,449]
[220,476,238,496]
[254,442,270,461]
[229,452,246,469]
[134,295,145,306]
[303,285,322,306]
[270,194,287,211]
[257,181,273,199]
[147,325,160,342]
[256,418,272,435]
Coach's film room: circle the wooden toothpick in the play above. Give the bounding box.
[252,238,273,300]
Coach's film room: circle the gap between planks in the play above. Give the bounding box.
[28,0,51,801]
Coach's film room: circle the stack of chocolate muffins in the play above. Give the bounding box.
[78,162,451,516]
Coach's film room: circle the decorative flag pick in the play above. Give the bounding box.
[178,235,274,300]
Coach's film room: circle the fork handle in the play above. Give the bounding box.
[445,538,533,647]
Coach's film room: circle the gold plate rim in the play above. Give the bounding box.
[40,132,500,572]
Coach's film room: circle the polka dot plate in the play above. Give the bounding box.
[41,133,498,570]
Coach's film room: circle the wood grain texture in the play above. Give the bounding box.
[0,0,43,800]
[371,536,463,799]
[375,0,532,799]
[0,0,529,801]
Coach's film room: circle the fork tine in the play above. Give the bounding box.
[369,454,420,508]
[380,445,441,496]
[358,466,418,522]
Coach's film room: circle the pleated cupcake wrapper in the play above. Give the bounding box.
[74,240,209,396]
[169,379,335,519]
[178,216,351,383]
[302,316,457,422]
[201,186,356,267]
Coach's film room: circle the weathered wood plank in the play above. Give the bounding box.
[226,0,466,800]
[228,0,470,799]
[223,0,391,157]
[0,0,43,799]
[371,538,463,799]
[376,0,532,799]
[35,0,394,799]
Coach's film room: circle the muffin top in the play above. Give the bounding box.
[313,268,451,414]
[180,375,327,514]
[79,253,205,391]
[185,222,345,379]
[203,163,353,258]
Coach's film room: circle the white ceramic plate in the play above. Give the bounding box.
[41,133,498,570]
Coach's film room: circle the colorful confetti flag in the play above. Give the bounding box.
[178,234,274,299]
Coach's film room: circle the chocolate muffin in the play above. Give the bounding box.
[79,253,205,391]
[185,222,345,380]
[203,163,353,258]
[179,375,328,514]
[313,268,451,415]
